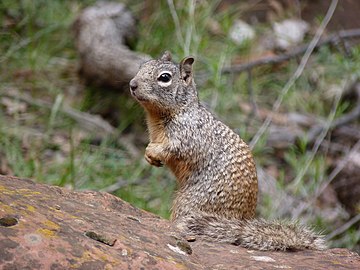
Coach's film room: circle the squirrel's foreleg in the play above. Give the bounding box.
[145,142,167,167]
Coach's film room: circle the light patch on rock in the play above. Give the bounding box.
[24,233,42,246]
[273,265,292,269]
[250,255,276,262]
[273,19,309,50]
[167,243,187,256]
[229,20,255,45]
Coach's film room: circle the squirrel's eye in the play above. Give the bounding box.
[157,72,172,83]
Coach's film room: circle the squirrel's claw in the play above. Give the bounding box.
[145,153,163,167]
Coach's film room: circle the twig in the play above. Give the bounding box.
[184,0,196,56]
[247,70,258,116]
[249,0,339,148]
[293,139,360,219]
[167,0,184,46]
[222,28,360,74]
[326,213,360,240]
[99,178,143,193]
[334,125,360,140]
[240,100,360,147]
[317,139,360,200]
[0,24,62,63]
[289,89,342,191]
[239,101,318,127]
[244,70,258,132]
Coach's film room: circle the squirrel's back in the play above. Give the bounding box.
[167,104,258,221]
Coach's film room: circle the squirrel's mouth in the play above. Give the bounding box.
[130,90,147,102]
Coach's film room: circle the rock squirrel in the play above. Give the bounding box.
[129,51,326,251]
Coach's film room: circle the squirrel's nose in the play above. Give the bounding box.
[129,79,138,91]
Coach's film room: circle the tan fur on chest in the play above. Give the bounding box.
[146,113,168,144]
[146,113,191,184]
[167,158,191,186]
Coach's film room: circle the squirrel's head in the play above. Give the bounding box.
[130,51,198,115]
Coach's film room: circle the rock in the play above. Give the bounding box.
[273,19,309,50]
[0,175,359,269]
[73,1,150,89]
[229,20,256,45]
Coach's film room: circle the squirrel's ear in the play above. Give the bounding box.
[180,56,194,85]
[160,51,172,61]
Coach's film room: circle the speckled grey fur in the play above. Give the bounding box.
[130,51,326,251]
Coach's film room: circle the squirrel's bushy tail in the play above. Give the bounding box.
[176,213,326,251]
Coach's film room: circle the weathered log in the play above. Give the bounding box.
[73,2,150,89]
[0,175,359,269]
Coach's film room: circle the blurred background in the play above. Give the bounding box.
[1,0,359,252]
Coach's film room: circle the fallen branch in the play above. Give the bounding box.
[240,101,360,149]
[1,89,144,159]
[73,1,150,89]
[222,28,360,74]
[1,89,115,134]
[239,102,319,127]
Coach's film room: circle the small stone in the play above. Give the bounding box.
[121,249,128,256]
[176,240,192,255]
[84,231,117,246]
[273,19,309,50]
[185,235,196,242]
[229,20,255,45]
[127,215,141,223]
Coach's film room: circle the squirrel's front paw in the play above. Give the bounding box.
[145,153,163,167]
[145,143,164,167]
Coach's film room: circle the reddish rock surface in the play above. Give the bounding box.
[0,175,359,269]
